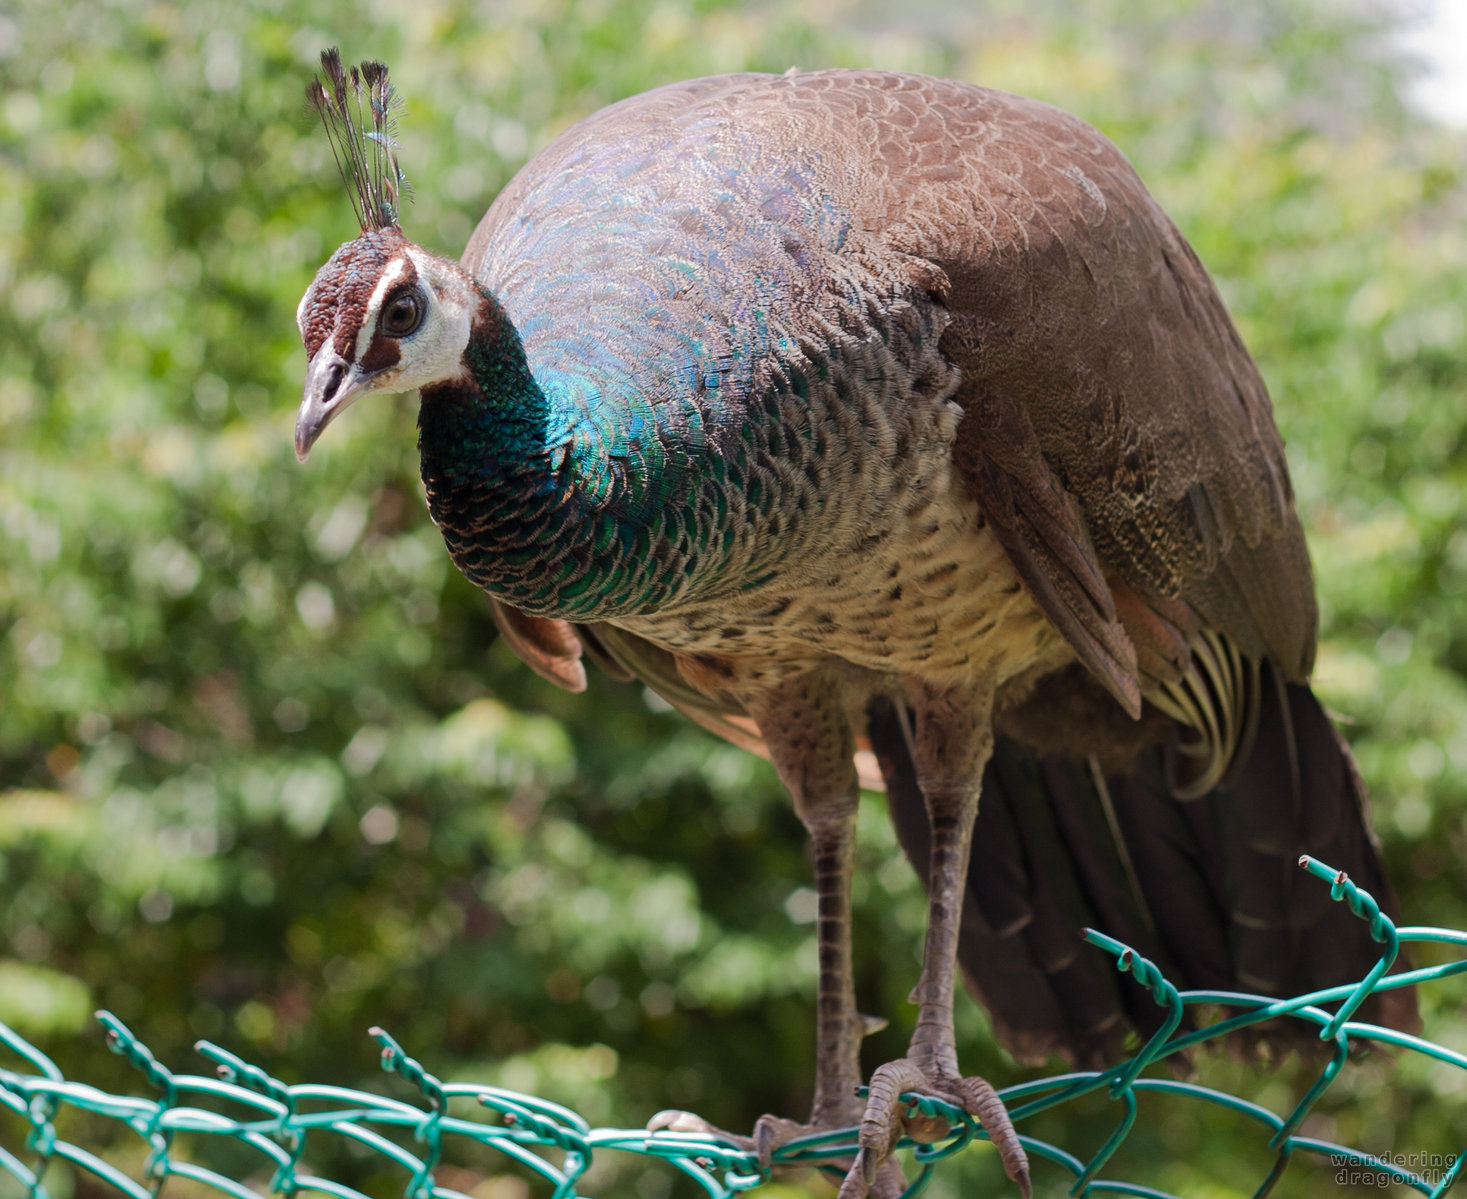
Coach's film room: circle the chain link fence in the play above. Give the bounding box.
[4,857,1464,1198]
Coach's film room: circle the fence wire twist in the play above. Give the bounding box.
[4,856,1466,1199]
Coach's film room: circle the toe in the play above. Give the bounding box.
[858,1058,928,1156]
[646,1109,720,1136]
[834,1060,925,1199]
[752,1114,808,1167]
[869,1157,908,1199]
[956,1075,1029,1192]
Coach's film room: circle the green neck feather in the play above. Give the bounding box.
[416,290,727,619]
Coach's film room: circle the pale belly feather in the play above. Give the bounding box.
[612,470,1072,694]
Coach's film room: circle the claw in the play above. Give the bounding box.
[752,1113,806,1168]
[836,1146,881,1199]
[755,1117,776,1167]
[835,1148,906,1199]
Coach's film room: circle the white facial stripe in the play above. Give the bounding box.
[356,255,411,364]
[391,246,476,391]
[403,245,436,283]
[296,285,311,340]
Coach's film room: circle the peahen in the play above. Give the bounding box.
[294,53,1417,1197]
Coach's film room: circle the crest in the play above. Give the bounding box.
[307,48,411,232]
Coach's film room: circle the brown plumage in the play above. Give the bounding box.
[296,64,1416,1198]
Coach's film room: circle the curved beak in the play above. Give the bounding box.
[295,349,376,462]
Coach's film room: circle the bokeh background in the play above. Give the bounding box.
[2,0,1465,1194]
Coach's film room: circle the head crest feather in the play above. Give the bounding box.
[307,48,411,232]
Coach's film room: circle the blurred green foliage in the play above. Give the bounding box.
[0,0,1464,1195]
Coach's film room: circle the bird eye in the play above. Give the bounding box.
[381,288,424,337]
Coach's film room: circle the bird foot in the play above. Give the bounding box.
[836,1058,1031,1199]
[644,1109,843,1163]
[646,1110,907,1198]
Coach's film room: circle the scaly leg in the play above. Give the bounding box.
[756,678,865,1126]
[650,673,901,1195]
[838,681,1030,1199]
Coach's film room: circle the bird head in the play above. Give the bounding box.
[294,49,480,461]
[295,230,481,461]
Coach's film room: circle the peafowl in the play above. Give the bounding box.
[294,52,1417,1198]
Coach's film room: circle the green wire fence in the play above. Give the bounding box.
[4,855,1465,1199]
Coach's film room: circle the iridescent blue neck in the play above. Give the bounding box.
[416,289,723,619]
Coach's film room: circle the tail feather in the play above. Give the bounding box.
[995,752,1137,1043]
[871,663,1419,1067]
[1102,764,1234,992]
